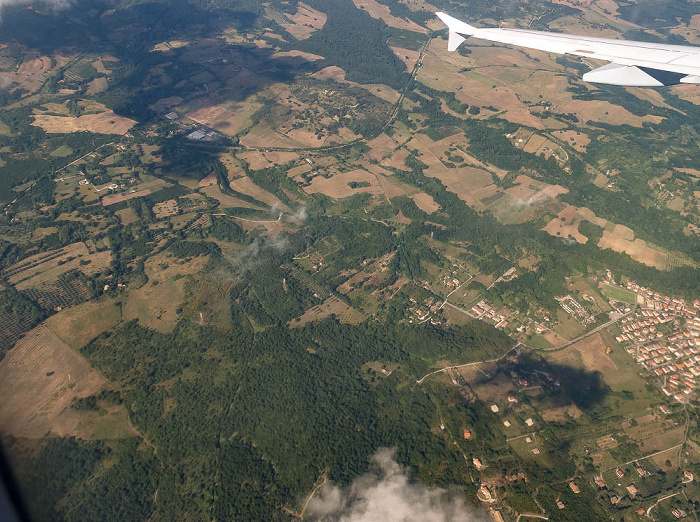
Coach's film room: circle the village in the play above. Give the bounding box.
[613,278,700,403]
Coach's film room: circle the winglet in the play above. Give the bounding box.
[436,12,477,51]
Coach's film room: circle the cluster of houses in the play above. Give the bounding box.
[470,300,510,329]
[609,279,700,401]
[556,294,596,325]
[615,310,675,343]
[495,266,518,284]
[625,280,699,319]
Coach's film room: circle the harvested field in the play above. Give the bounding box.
[522,133,548,154]
[232,216,284,236]
[45,298,121,350]
[506,175,568,205]
[199,185,263,209]
[598,231,668,270]
[123,252,209,333]
[352,0,427,32]
[361,84,401,104]
[271,50,323,62]
[543,215,587,244]
[287,163,313,182]
[86,77,108,94]
[101,189,151,206]
[407,133,499,210]
[411,192,440,213]
[542,331,567,347]
[365,133,400,161]
[540,404,583,422]
[569,333,617,373]
[612,224,635,241]
[153,199,179,218]
[230,176,288,210]
[284,127,327,147]
[240,124,309,148]
[149,96,184,113]
[0,324,132,439]
[385,148,411,170]
[237,150,273,170]
[376,175,405,198]
[289,295,350,327]
[303,169,383,199]
[183,96,263,137]
[264,150,299,166]
[551,130,590,153]
[5,242,110,290]
[417,39,665,129]
[0,54,53,93]
[284,2,326,40]
[542,205,610,244]
[32,108,136,135]
[471,372,517,405]
[198,172,217,187]
[391,47,420,69]
[116,208,138,225]
[311,66,347,81]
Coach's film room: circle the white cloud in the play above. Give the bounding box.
[0,0,72,13]
[306,449,487,522]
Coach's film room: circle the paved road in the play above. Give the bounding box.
[540,310,635,352]
[416,342,520,384]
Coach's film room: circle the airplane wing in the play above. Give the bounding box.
[436,12,700,87]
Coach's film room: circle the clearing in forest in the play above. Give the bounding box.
[0,324,133,439]
[283,2,327,40]
[352,0,427,33]
[289,295,351,327]
[123,252,210,333]
[45,298,122,350]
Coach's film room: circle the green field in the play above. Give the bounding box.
[601,284,636,305]
[49,145,74,157]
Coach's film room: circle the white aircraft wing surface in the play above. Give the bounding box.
[437,12,700,86]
